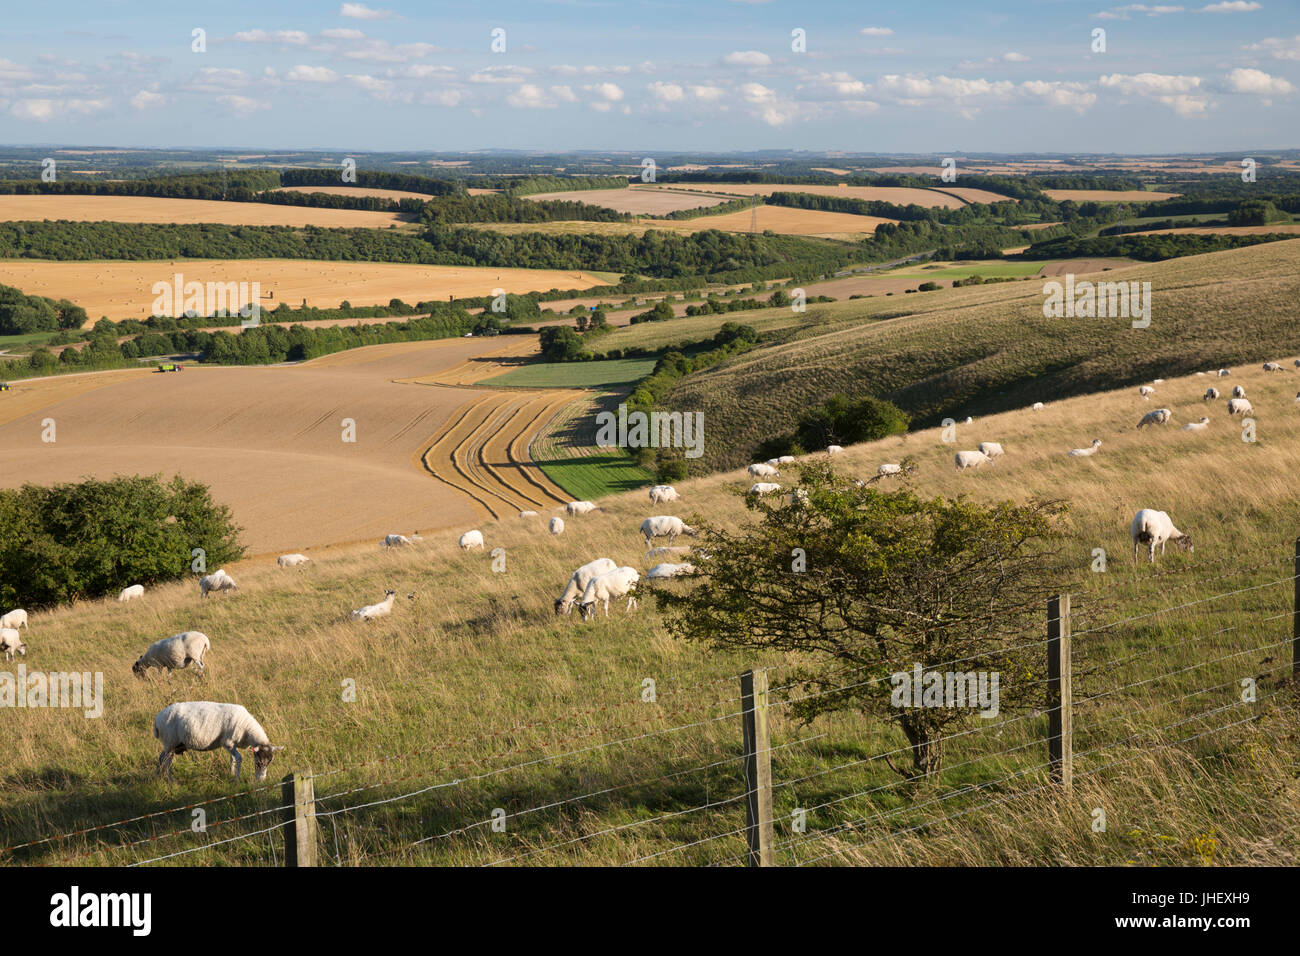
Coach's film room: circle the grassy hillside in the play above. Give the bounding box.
[663,239,1300,472]
[3,359,1299,866]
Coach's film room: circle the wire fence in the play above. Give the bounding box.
[5,553,1297,868]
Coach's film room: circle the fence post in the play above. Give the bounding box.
[740,669,774,867]
[1293,538,1299,681]
[282,770,318,867]
[1046,595,1073,793]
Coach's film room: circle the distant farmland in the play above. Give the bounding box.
[650,183,970,208]
[522,187,737,215]
[0,194,411,228]
[1042,189,1182,202]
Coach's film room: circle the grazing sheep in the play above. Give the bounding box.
[640,515,697,548]
[1227,397,1253,416]
[383,534,412,548]
[1203,387,1219,401]
[777,455,796,464]
[646,562,696,580]
[954,450,992,471]
[0,609,27,630]
[1031,402,1045,411]
[747,462,778,478]
[153,701,281,783]
[565,501,598,516]
[648,484,680,505]
[519,510,539,518]
[1232,385,1247,398]
[1295,360,1300,369]
[1182,417,1211,432]
[748,482,782,496]
[555,558,619,615]
[134,631,210,679]
[1130,509,1193,564]
[963,416,974,425]
[0,628,25,661]
[825,445,844,455]
[977,441,1004,460]
[1067,439,1102,457]
[459,529,485,551]
[1263,362,1283,372]
[876,463,902,478]
[1138,386,1154,399]
[1136,408,1172,429]
[277,554,311,568]
[198,570,237,599]
[549,517,565,535]
[118,584,145,602]
[351,589,397,622]
[646,546,691,561]
[578,567,641,621]
[1217,369,1231,377]
[1152,378,1165,385]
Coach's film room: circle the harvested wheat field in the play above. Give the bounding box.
[0,194,410,228]
[638,205,895,239]
[653,183,968,208]
[523,187,736,215]
[932,186,1018,204]
[1131,223,1300,237]
[1042,189,1181,202]
[0,338,574,554]
[268,185,436,203]
[0,259,614,323]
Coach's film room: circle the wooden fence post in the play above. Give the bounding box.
[740,669,774,867]
[282,770,318,867]
[1046,595,1073,793]
[1293,538,1299,681]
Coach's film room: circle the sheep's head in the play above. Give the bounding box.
[384,589,396,599]
[1176,534,1193,554]
[578,601,596,621]
[131,658,145,676]
[252,745,276,782]
[554,598,571,616]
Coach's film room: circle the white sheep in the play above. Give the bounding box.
[382,533,412,547]
[1130,509,1193,564]
[198,570,237,598]
[1138,386,1154,399]
[351,589,397,622]
[578,566,640,621]
[963,416,974,425]
[1263,362,1283,372]
[876,463,902,478]
[549,516,565,535]
[648,484,680,505]
[1231,385,1246,398]
[1217,368,1231,377]
[134,631,210,679]
[277,554,311,568]
[1067,439,1102,457]
[519,510,539,518]
[1031,402,1045,411]
[747,463,778,478]
[1151,378,1165,385]
[977,441,1004,460]
[117,584,145,602]
[954,450,992,471]
[1182,416,1210,432]
[1203,387,1219,401]
[0,628,25,661]
[554,558,618,615]
[776,455,796,464]
[0,608,27,630]
[748,482,782,496]
[646,562,696,580]
[459,529,485,551]
[825,445,844,455]
[1136,408,1172,428]
[565,501,598,516]
[1227,397,1253,416]
[640,515,697,548]
[153,702,281,783]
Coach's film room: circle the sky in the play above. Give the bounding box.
[0,0,1297,154]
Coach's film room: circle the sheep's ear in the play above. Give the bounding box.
[270,745,286,752]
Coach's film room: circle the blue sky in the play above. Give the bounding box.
[1,0,1296,153]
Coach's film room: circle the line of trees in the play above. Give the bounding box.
[0,284,87,334]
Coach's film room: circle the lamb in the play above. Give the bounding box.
[1129,509,1193,564]
[351,589,397,622]
[0,608,27,630]
[549,517,565,535]
[1067,439,1102,457]
[1263,362,1283,372]
[648,484,680,505]
[747,463,778,478]
[977,441,1004,460]
[0,628,25,661]
[153,701,281,783]
[577,566,640,621]
[1227,397,1253,416]
[1182,417,1210,432]
[1138,386,1154,399]
[825,445,844,455]
[640,515,698,548]
[382,533,412,547]
[459,529,485,551]
[646,562,696,580]
[1231,385,1246,398]
[1136,408,1172,428]
[554,558,618,615]
[565,501,598,516]
[1203,387,1219,401]
[133,631,210,679]
[748,482,782,496]
[198,570,237,598]
[117,584,145,602]
[277,554,311,568]
[954,450,992,471]
[519,510,539,518]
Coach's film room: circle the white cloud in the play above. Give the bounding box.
[1098,71,1201,95]
[691,85,725,101]
[1019,80,1096,112]
[1003,52,1030,62]
[507,83,576,109]
[186,67,251,92]
[1223,67,1294,94]
[130,89,166,110]
[0,59,37,82]
[322,28,366,39]
[234,29,310,44]
[10,97,110,121]
[341,40,438,63]
[419,88,463,107]
[1202,0,1260,10]
[860,27,894,36]
[647,81,684,102]
[1245,35,1300,60]
[723,51,772,67]
[586,82,624,101]
[340,3,396,19]
[287,64,338,83]
[217,94,271,115]
[470,65,534,84]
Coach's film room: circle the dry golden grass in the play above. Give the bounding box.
[655,183,968,208]
[0,195,409,228]
[523,188,736,215]
[633,205,895,239]
[1042,189,1181,202]
[0,259,613,323]
[1132,224,1300,237]
[267,185,437,203]
[933,186,1018,204]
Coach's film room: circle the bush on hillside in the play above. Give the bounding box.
[795,394,910,451]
